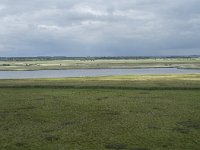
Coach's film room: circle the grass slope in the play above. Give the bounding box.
[0,74,200,150]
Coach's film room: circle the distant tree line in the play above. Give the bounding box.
[0,55,199,61]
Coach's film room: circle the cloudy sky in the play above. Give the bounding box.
[0,0,200,56]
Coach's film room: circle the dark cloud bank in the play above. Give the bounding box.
[0,0,200,56]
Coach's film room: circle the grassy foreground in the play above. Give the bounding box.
[0,74,200,150]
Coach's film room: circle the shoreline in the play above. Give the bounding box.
[0,66,200,71]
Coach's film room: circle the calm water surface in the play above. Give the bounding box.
[0,68,200,79]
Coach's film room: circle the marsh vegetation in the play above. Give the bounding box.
[0,58,200,71]
[0,74,200,150]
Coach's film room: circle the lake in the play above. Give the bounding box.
[0,68,200,79]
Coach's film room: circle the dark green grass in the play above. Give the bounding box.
[0,76,200,150]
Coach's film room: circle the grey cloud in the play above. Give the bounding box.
[0,0,200,56]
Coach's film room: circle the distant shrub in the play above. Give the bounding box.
[2,64,10,66]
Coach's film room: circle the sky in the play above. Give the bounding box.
[0,0,200,57]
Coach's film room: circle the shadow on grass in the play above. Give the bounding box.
[105,143,127,150]
[177,120,200,130]
[173,120,200,134]
[45,135,60,142]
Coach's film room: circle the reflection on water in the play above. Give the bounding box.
[0,68,200,79]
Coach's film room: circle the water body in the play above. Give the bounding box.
[0,68,199,79]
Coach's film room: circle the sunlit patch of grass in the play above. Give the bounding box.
[0,74,200,90]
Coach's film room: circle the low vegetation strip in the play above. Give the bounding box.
[0,84,200,90]
[0,74,200,89]
[0,58,200,70]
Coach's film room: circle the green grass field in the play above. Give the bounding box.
[0,74,200,150]
[0,58,200,70]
